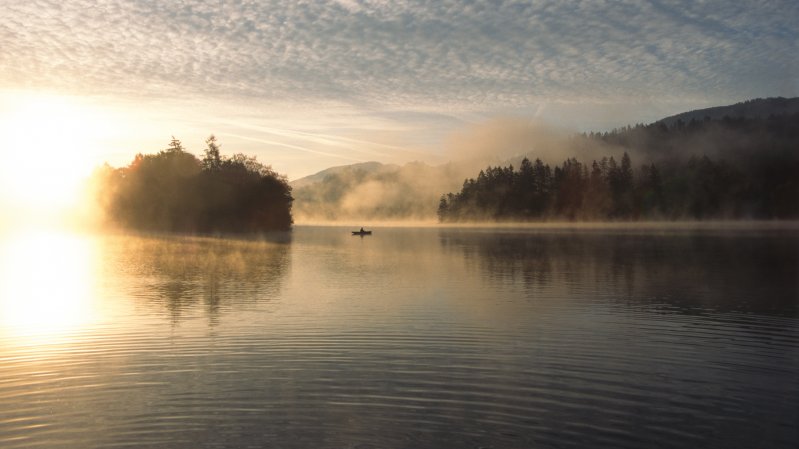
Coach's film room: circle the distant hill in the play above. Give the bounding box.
[290,161,391,190]
[592,97,799,164]
[658,97,799,127]
[439,99,799,222]
[291,97,799,222]
[290,160,476,222]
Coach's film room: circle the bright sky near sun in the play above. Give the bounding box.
[0,0,797,217]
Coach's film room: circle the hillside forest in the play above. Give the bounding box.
[439,112,799,221]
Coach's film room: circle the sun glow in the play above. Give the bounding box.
[0,92,122,223]
[0,230,102,347]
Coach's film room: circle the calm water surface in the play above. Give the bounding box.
[1,225,797,448]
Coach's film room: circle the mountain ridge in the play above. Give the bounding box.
[290,97,798,222]
[290,161,391,189]
[657,97,799,126]
[293,97,798,188]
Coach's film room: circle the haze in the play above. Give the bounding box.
[2,3,799,447]
[1,0,797,223]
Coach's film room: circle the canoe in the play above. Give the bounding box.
[352,230,372,235]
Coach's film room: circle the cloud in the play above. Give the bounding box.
[1,0,795,108]
[1,0,796,179]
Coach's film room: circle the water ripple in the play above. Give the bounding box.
[1,228,798,448]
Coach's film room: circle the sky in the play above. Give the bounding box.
[0,0,797,200]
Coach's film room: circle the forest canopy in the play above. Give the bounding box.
[290,101,798,223]
[439,113,799,222]
[92,136,293,232]
[438,153,757,221]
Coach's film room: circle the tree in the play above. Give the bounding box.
[637,163,664,217]
[616,152,635,217]
[585,159,611,218]
[620,152,633,191]
[437,195,449,222]
[166,136,185,153]
[202,134,222,172]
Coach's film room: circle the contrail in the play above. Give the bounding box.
[217,132,367,162]
[218,119,426,158]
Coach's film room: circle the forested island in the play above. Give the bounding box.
[439,110,799,222]
[93,136,293,232]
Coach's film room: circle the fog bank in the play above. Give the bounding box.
[291,118,625,223]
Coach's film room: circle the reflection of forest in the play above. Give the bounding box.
[107,234,291,324]
[439,230,799,316]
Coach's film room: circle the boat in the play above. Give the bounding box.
[352,229,372,236]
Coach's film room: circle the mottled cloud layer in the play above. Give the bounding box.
[3,0,796,106]
[1,0,797,176]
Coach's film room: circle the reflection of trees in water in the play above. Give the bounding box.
[440,230,799,316]
[441,233,554,288]
[111,233,291,324]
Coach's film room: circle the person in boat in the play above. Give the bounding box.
[360,227,364,232]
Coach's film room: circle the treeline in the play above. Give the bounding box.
[588,112,799,160]
[439,111,799,222]
[593,113,798,218]
[93,136,293,232]
[438,151,797,222]
[583,113,799,169]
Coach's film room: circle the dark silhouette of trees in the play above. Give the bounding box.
[636,163,664,217]
[596,112,799,218]
[202,134,222,172]
[95,136,293,232]
[615,152,634,217]
[552,158,586,220]
[441,111,799,222]
[438,150,796,222]
[440,154,643,222]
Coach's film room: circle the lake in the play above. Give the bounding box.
[1,224,797,448]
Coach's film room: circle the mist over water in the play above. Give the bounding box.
[1,225,797,448]
[290,119,616,223]
[291,107,799,223]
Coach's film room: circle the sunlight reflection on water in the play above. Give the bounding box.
[0,226,797,449]
[0,230,103,347]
